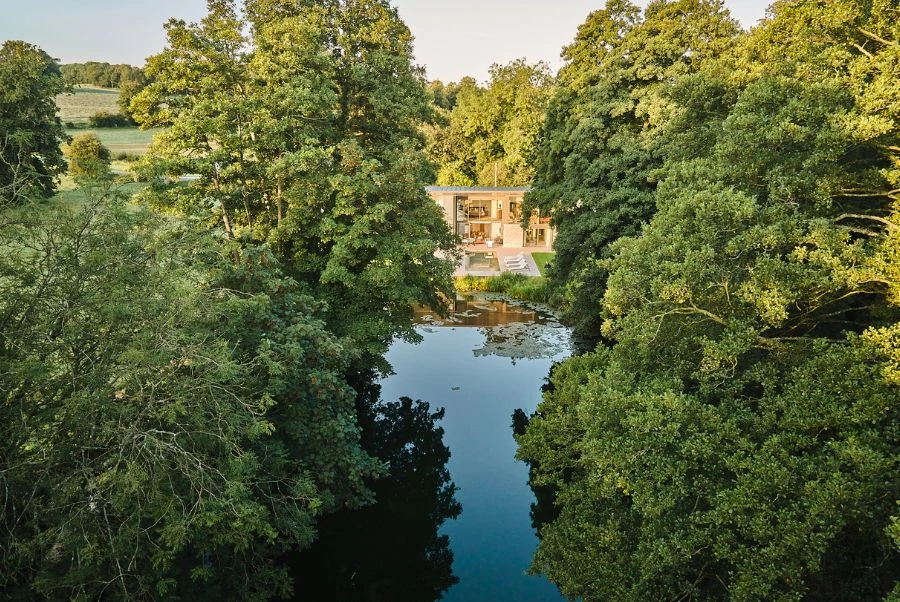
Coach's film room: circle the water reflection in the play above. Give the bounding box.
[286,376,460,602]
[381,298,570,601]
[417,296,546,327]
[511,408,561,535]
[417,295,571,362]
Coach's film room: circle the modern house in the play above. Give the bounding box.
[426,186,555,249]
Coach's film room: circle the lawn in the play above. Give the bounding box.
[530,252,555,276]
[64,127,161,156]
[55,85,120,124]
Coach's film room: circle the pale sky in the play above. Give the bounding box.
[1,0,771,83]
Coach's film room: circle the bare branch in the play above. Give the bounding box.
[850,42,874,58]
[858,27,897,47]
[835,213,899,232]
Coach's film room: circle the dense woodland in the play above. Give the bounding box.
[1,0,898,600]
[59,62,144,90]
[515,0,900,600]
[2,1,457,599]
[424,60,554,187]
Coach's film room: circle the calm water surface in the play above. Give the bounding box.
[380,297,570,601]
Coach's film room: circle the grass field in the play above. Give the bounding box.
[531,252,555,276]
[52,181,147,208]
[55,85,121,123]
[65,127,161,156]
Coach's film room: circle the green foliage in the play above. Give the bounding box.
[60,61,144,89]
[0,189,379,599]
[525,0,740,343]
[63,132,111,180]
[427,79,463,111]
[116,70,150,122]
[0,40,67,204]
[455,273,560,305]
[131,0,457,365]
[88,110,133,127]
[517,1,900,600]
[426,61,554,187]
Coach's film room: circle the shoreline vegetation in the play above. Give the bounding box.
[454,273,561,308]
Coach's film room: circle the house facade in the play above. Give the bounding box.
[425,186,555,249]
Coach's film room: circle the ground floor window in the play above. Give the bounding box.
[470,223,490,237]
[526,226,549,247]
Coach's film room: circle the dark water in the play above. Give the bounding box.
[380,296,570,601]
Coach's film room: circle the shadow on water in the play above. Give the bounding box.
[511,360,566,536]
[511,406,561,537]
[283,374,461,602]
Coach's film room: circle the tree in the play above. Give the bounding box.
[131,0,457,365]
[0,41,67,204]
[63,132,111,180]
[517,1,900,599]
[427,79,462,111]
[60,62,144,89]
[426,60,554,187]
[116,71,148,122]
[0,188,380,600]
[524,0,740,344]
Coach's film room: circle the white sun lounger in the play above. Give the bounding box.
[505,258,529,268]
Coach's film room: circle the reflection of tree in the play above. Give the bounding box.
[512,362,565,535]
[472,322,570,362]
[512,409,560,535]
[285,375,461,601]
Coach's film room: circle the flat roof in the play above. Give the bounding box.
[426,186,531,193]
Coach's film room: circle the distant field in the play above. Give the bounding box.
[56,85,120,123]
[53,181,148,209]
[65,127,161,156]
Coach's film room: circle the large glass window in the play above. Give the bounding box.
[526,226,549,247]
[454,195,468,222]
[466,199,492,219]
[509,199,522,222]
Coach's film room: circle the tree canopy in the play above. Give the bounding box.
[426,60,555,187]
[0,189,381,599]
[2,0,459,598]
[131,0,457,366]
[525,0,741,343]
[517,0,900,599]
[0,40,67,204]
[63,132,111,181]
[60,61,144,89]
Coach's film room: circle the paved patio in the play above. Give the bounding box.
[453,244,551,277]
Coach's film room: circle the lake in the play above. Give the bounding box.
[379,296,571,601]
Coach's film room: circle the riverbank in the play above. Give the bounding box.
[454,273,562,308]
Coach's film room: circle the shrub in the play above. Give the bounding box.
[63,133,111,180]
[88,111,133,127]
[455,273,561,306]
[115,151,140,162]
